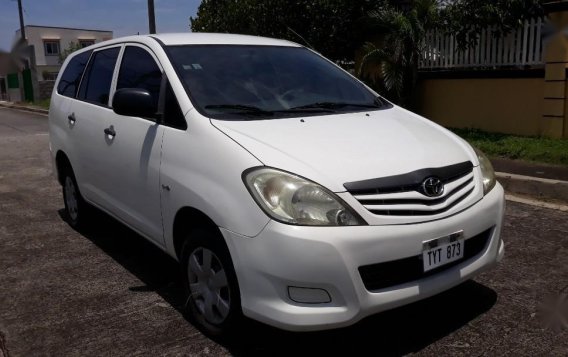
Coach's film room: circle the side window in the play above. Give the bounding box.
[57,50,92,98]
[163,82,187,130]
[78,47,120,106]
[116,46,162,111]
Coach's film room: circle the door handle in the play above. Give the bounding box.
[104,126,116,137]
[67,113,76,124]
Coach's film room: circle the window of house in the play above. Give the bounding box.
[44,40,60,56]
[79,40,95,48]
[57,50,92,97]
[78,47,120,106]
[43,72,59,81]
[116,46,162,112]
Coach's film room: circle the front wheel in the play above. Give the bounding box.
[181,228,242,336]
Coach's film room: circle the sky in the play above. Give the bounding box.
[0,0,201,51]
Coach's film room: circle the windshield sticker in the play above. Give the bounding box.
[183,64,203,70]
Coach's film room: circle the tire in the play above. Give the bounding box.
[181,228,242,336]
[61,166,90,229]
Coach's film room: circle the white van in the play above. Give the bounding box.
[49,33,505,335]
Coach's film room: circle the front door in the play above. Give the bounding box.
[98,44,165,244]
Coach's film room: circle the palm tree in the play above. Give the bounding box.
[357,0,439,106]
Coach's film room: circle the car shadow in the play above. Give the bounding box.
[60,208,497,356]
[226,280,497,356]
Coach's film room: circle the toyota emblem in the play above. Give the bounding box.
[422,177,444,197]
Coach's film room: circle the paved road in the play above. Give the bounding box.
[0,107,566,356]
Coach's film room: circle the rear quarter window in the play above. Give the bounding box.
[78,47,121,106]
[57,50,92,98]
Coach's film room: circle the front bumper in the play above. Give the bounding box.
[222,183,505,331]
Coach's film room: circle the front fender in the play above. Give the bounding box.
[160,113,270,258]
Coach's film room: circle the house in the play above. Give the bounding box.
[14,25,113,81]
[0,50,22,101]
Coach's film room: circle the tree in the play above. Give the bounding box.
[357,0,544,105]
[357,0,440,105]
[190,0,381,62]
[439,0,544,50]
[59,41,83,64]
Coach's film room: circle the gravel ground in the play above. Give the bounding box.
[0,107,566,356]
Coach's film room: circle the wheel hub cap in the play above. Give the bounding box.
[64,177,78,221]
[187,247,231,325]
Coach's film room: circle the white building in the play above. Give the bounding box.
[14,25,113,81]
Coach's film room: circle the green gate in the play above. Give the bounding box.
[7,73,19,89]
[22,69,34,102]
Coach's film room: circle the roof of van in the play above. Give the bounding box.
[149,33,302,47]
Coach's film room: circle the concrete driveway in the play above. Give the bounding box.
[0,107,566,356]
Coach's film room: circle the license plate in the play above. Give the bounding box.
[422,231,465,272]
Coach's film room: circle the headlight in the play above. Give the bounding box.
[243,167,366,226]
[474,147,496,194]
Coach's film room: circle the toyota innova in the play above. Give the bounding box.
[49,33,505,335]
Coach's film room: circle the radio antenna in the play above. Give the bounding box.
[282,23,315,51]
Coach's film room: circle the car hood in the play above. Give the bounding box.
[211,107,477,192]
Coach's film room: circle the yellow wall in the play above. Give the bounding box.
[416,77,545,136]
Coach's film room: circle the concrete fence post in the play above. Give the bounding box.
[542,1,568,138]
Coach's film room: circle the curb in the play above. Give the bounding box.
[0,102,49,115]
[497,172,568,206]
[505,194,568,212]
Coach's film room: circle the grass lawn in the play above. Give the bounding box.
[451,128,568,166]
[19,99,50,110]
[25,99,50,110]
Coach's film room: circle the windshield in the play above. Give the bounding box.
[167,45,390,120]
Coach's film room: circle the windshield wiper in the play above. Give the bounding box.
[204,104,274,116]
[204,100,387,119]
[291,101,382,110]
[272,107,336,114]
[205,104,336,118]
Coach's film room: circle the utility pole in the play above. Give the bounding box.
[17,0,26,41]
[147,0,156,34]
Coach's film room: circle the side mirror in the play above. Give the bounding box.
[112,88,157,119]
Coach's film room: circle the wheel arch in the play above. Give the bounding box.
[55,150,72,186]
[172,206,226,261]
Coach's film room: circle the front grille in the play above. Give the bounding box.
[344,161,475,216]
[358,228,492,291]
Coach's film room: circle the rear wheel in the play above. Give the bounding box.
[181,228,241,336]
[61,167,90,228]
